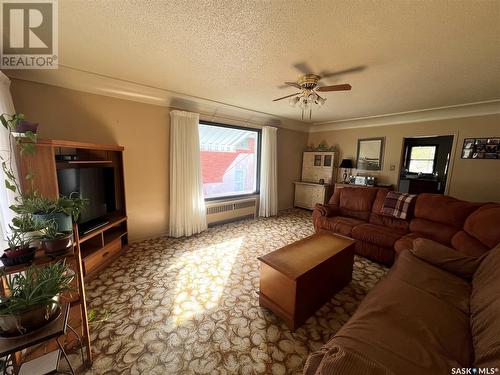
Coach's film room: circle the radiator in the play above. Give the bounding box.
[206,197,258,225]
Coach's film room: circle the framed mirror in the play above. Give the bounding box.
[356,137,385,171]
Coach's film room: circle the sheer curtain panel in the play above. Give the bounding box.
[259,126,278,217]
[169,110,207,237]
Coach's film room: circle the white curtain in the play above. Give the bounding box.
[259,126,278,217]
[0,73,20,250]
[169,110,207,237]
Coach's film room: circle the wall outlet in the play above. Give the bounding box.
[390,164,396,171]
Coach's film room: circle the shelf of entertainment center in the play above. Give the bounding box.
[56,160,113,165]
[79,216,127,244]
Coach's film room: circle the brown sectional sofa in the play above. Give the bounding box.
[304,240,500,374]
[313,186,500,265]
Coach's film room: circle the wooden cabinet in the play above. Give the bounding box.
[83,237,122,275]
[302,151,336,184]
[294,182,332,210]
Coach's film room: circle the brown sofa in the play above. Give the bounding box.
[313,186,500,265]
[304,240,500,374]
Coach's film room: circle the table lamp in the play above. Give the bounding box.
[339,159,353,183]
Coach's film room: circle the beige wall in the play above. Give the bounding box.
[277,127,308,210]
[308,114,500,202]
[9,79,308,241]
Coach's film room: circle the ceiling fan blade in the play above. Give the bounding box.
[317,84,352,92]
[293,62,314,74]
[284,81,301,89]
[320,66,366,78]
[272,92,300,102]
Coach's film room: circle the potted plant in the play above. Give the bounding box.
[0,262,74,337]
[11,214,46,249]
[0,230,37,267]
[11,192,88,233]
[40,220,73,256]
[14,120,38,135]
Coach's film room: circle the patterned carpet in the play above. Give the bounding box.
[69,209,388,374]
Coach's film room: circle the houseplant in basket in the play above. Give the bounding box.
[0,261,74,337]
[40,220,73,256]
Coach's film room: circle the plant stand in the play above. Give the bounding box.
[0,224,92,372]
[0,303,85,375]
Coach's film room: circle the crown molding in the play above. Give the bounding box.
[5,66,311,133]
[309,100,500,132]
[6,67,499,135]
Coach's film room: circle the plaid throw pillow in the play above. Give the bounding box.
[381,191,416,220]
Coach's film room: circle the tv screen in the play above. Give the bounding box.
[57,167,116,225]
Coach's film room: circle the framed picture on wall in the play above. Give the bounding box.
[356,137,385,171]
[461,137,499,159]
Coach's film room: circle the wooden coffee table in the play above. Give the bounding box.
[258,232,355,330]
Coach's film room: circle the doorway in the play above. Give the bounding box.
[398,135,454,194]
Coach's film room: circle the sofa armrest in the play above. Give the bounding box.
[314,204,339,217]
[410,238,485,279]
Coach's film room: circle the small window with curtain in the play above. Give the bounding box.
[407,145,437,174]
[198,122,261,199]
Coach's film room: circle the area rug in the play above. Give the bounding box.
[70,209,388,374]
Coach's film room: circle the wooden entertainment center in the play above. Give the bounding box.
[12,139,127,368]
[17,139,128,279]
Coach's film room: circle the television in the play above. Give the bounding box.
[57,167,116,233]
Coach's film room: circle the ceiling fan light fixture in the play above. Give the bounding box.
[289,96,300,107]
[308,92,317,102]
[316,96,327,107]
[274,70,352,120]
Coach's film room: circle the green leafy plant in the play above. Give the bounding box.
[0,261,74,315]
[87,307,115,330]
[56,192,88,221]
[5,230,32,252]
[10,192,88,222]
[40,220,68,240]
[10,214,46,233]
[0,113,37,194]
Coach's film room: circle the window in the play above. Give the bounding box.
[199,122,260,199]
[408,145,437,174]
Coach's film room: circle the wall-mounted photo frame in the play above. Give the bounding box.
[461,137,499,159]
[356,137,385,171]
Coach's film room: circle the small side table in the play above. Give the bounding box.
[0,303,85,375]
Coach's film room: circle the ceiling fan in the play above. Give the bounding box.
[273,62,364,120]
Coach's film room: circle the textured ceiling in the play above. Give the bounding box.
[52,1,500,123]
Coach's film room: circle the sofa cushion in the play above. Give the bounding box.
[304,345,394,375]
[470,243,500,368]
[394,233,420,254]
[317,216,365,237]
[413,194,482,228]
[410,218,458,245]
[451,231,489,257]
[410,238,484,279]
[338,187,378,221]
[352,223,407,248]
[464,203,500,249]
[354,241,395,266]
[319,250,473,375]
